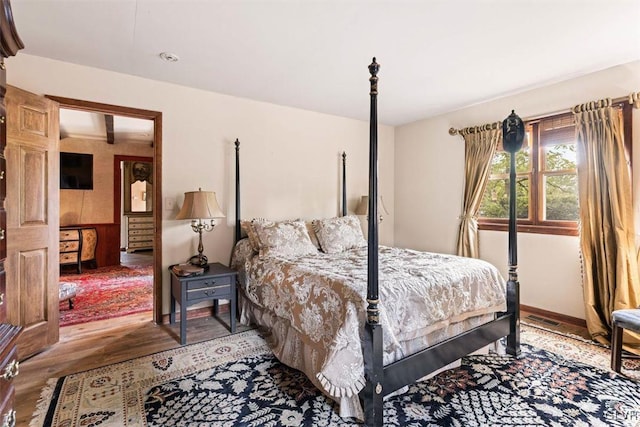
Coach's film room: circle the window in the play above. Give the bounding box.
[478,104,631,236]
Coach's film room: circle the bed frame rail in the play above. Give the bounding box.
[382,314,511,396]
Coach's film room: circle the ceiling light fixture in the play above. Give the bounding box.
[159,52,179,63]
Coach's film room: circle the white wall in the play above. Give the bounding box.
[395,60,640,320]
[8,54,394,313]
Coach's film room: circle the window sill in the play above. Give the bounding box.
[478,222,578,237]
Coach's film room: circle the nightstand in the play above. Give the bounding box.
[170,262,237,345]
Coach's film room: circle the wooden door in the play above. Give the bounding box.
[5,86,59,359]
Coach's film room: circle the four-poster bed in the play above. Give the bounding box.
[231,58,522,426]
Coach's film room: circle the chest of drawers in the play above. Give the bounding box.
[127,215,154,252]
[60,227,98,273]
[0,4,24,423]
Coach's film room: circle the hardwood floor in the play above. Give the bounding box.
[15,311,250,427]
[16,308,590,426]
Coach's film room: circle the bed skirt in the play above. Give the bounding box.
[239,293,498,420]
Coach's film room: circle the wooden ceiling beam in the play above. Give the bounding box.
[104,114,114,144]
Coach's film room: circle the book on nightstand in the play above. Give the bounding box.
[170,263,205,277]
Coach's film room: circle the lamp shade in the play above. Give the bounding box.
[355,195,389,216]
[175,189,225,220]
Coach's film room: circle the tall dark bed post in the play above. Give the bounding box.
[234,138,241,244]
[360,57,384,426]
[503,111,523,356]
[342,152,347,216]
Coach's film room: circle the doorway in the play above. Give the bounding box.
[48,95,163,324]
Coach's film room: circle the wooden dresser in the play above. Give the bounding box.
[126,215,154,252]
[0,1,23,425]
[60,227,98,273]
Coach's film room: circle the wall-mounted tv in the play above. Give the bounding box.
[60,152,93,190]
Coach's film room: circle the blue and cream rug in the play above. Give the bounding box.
[31,324,640,426]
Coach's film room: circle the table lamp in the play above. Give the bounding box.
[175,188,225,267]
[356,195,389,223]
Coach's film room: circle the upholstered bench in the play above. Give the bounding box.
[59,282,78,310]
[611,308,640,373]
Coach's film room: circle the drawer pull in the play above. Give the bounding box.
[0,229,4,240]
[203,289,216,296]
[2,409,15,427]
[2,360,19,380]
[0,116,4,125]
[0,170,4,180]
[0,293,3,306]
[0,62,5,71]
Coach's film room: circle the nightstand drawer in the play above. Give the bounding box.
[187,285,230,301]
[187,276,231,290]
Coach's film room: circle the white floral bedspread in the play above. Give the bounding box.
[236,243,506,403]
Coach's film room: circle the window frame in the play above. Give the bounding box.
[478,103,632,237]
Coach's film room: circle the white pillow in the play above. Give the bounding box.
[252,220,318,258]
[312,215,366,254]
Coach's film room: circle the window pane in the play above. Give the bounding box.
[489,147,530,175]
[480,177,530,219]
[544,174,579,221]
[516,146,530,173]
[489,151,509,175]
[544,143,576,172]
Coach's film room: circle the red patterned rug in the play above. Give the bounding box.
[59,264,153,327]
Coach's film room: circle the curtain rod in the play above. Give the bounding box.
[448,94,632,137]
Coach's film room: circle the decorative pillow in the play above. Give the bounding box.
[305,221,322,250]
[230,238,255,270]
[252,220,318,258]
[312,215,366,254]
[240,218,270,252]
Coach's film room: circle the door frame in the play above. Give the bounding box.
[47,95,164,324]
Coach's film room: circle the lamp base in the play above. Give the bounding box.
[189,254,209,268]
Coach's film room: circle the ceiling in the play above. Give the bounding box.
[11,0,640,126]
[59,109,154,144]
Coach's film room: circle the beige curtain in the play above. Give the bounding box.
[574,99,640,352]
[456,124,501,258]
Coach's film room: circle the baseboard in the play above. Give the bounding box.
[160,303,230,324]
[521,304,586,328]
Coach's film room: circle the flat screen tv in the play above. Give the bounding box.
[60,152,93,190]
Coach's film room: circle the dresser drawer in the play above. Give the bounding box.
[0,389,15,427]
[128,216,153,224]
[128,235,152,242]
[60,229,80,241]
[60,240,80,252]
[129,222,153,230]
[0,157,5,202]
[0,345,17,399]
[127,241,152,249]
[129,228,153,236]
[0,210,5,261]
[60,252,79,263]
[0,268,5,322]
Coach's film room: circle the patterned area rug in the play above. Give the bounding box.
[31,324,640,426]
[59,264,153,327]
